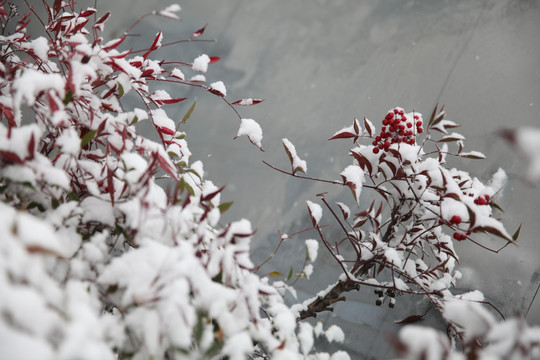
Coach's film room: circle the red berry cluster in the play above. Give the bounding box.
[372,108,424,154]
[439,215,469,241]
[453,232,468,241]
[474,194,490,205]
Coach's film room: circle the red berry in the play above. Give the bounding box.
[475,197,487,205]
[453,232,465,241]
[378,143,384,149]
[484,195,490,202]
[372,140,378,146]
[414,115,419,120]
[451,215,462,224]
[376,135,381,141]
[407,122,413,128]
[416,121,422,127]
[373,147,380,154]
[394,109,399,114]
[382,119,388,126]
[417,128,423,133]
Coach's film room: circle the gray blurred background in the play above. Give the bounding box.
[26,0,540,358]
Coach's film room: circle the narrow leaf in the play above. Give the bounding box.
[218,201,234,214]
[191,24,207,39]
[80,129,97,147]
[181,101,196,124]
[512,223,522,241]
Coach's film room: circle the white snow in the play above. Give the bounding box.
[189,74,206,82]
[170,68,185,80]
[306,201,323,226]
[150,108,176,134]
[56,128,81,155]
[398,326,453,360]
[27,37,49,62]
[192,54,210,73]
[282,138,307,174]
[13,69,64,124]
[305,239,319,261]
[340,165,365,204]
[298,322,314,355]
[444,297,495,343]
[209,81,227,97]
[325,325,345,343]
[80,197,115,227]
[235,119,263,149]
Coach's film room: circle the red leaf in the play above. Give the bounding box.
[191,24,207,39]
[130,60,143,68]
[27,133,35,160]
[107,165,115,205]
[328,131,357,141]
[160,97,187,104]
[48,91,59,113]
[209,56,220,64]
[79,9,96,17]
[140,69,154,77]
[158,126,175,136]
[231,98,264,106]
[0,104,16,127]
[142,31,162,59]
[201,185,225,202]
[53,0,63,17]
[103,37,125,51]
[95,12,110,24]
[0,150,24,164]
[363,117,374,136]
[156,153,179,180]
[208,87,225,97]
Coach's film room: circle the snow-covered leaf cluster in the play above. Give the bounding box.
[283,106,535,356]
[0,3,336,359]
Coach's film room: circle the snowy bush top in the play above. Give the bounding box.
[0,2,344,359]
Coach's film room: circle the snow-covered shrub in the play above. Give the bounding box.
[272,106,540,358]
[0,2,342,359]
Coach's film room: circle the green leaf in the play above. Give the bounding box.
[186,168,201,180]
[67,192,80,201]
[80,129,98,147]
[268,271,283,277]
[28,201,46,212]
[117,83,124,97]
[194,311,205,343]
[491,201,504,212]
[286,266,294,281]
[181,101,196,124]
[512,223,522,241]
[130,115,139,125]
[63,90,73,105]
[218,201,233,214]
[51,198,59,209]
